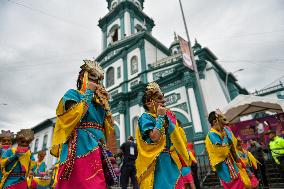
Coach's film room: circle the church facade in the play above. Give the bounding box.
[96,0,248,154]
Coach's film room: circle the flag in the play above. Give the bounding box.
[178,35,193,69]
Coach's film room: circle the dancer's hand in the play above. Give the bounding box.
[88,81,99,91]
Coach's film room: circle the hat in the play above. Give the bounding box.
[0,130,14,140]
[145,82,163,102]
[80,59,104,81]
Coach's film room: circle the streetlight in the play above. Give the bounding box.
[225,68,244,101]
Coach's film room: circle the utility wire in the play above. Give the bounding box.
[0,49,96,67]
[7,0,92,32]
[202,29,284,41]
[218,60,284,71]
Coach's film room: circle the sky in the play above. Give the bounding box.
[0,0,284,132]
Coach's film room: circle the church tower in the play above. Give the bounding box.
[96,0,248,153]
[99,0,154,50]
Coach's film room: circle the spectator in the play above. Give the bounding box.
[256,121,265,144]
[248,139,268,187]
[120,136,138,189]
[266,130,284,179]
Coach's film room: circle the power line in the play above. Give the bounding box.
[0,49,96,68]
[7,0,92,32]
[218,59,284,71]
[202,29,284,41]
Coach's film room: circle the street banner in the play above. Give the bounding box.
[178,35,193,69]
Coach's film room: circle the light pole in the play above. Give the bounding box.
[178,0,208,117]
[225,68,244,101]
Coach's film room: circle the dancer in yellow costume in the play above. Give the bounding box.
[236,138,259,189]
[0,129,35,189]
[205,111,247,189]
[136,82,192,189]
[50,60,116,189]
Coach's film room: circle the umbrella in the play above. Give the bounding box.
[222,95,284,123]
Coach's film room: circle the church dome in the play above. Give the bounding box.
[169,33,181,55]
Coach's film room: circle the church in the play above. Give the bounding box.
[95,0,248,154]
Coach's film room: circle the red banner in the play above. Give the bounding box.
[178,36,193,70]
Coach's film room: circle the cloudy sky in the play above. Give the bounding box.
[0,0,284,132]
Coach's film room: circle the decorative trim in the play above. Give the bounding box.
[193,132,205,141]
[171,102,188,113]
[153,68,175,81]
[164,93,181,106]
[130,80,139,88]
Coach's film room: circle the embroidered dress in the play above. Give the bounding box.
[205,127,245,189]
[237,150,259,188]
[51,89,113,189]
[136,112,191,189]
[31,161,50,189]
[0,145,12,182]
[0,148,34,189]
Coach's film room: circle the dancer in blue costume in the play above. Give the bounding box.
[30,150,50,189]
[0,130,15,182]
[0,129,35,189]
[50,59,116,189]
[136,82,191,189]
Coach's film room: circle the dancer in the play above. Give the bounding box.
[205,111,245,189]
[236,138,259,189]
[50,60,116,189]
[136,82,192,189]
[0,129,35,189]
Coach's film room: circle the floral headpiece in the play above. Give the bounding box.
[16,129,34,143]
[80,59,104,81]
[0,130,14,140]
[145,82,163,102]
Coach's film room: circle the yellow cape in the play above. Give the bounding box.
[205,129,230,171]
[50,99,87,157]
[135,117,191,189]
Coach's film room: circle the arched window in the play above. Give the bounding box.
[106,67,115,87]
[108,25,119,43]
[132,116,139,137]
[174,111,193,141]
[114,125,120,148]
[34,138,39,153]
[131,56,138,74]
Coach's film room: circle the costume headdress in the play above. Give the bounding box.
[0,130,14,140]
[80,59,104,81]
[145,82,163,102]
[16,129,34,143]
